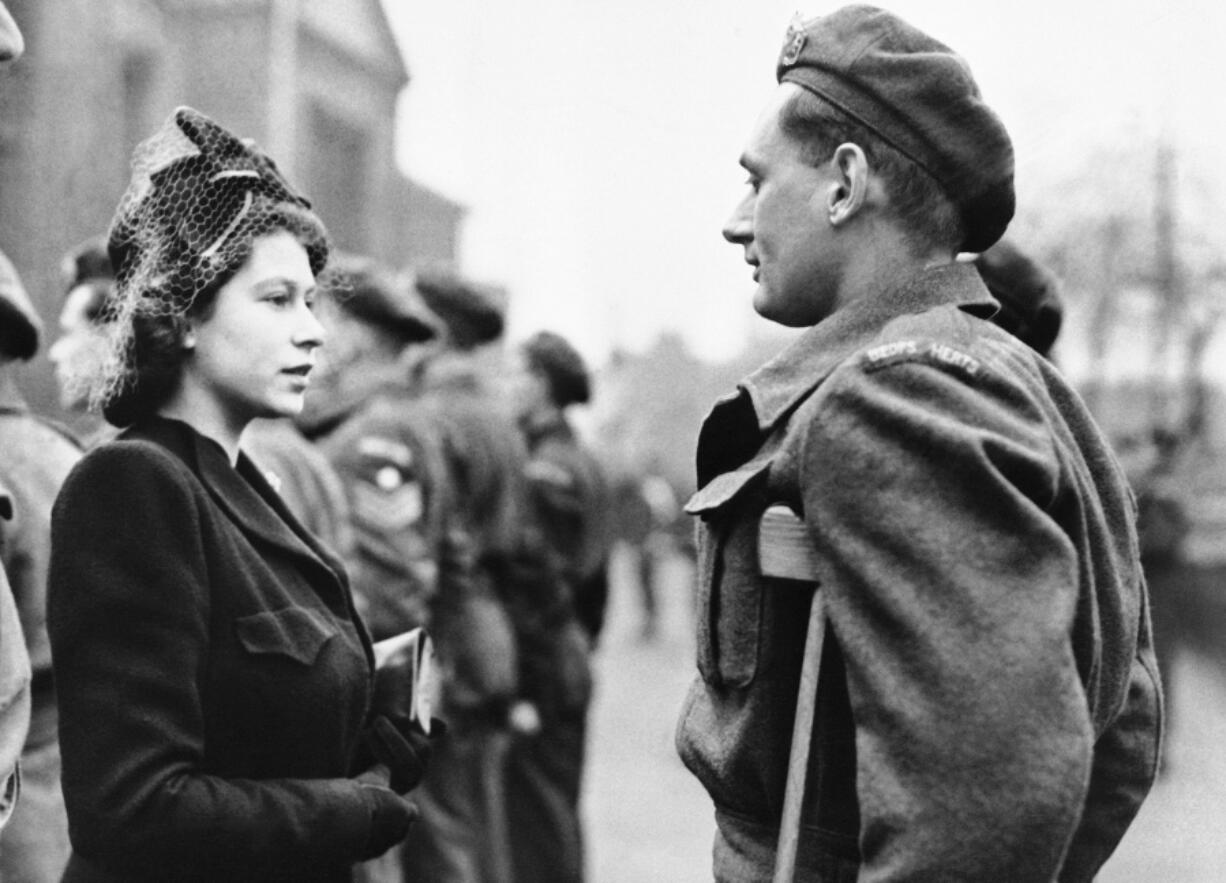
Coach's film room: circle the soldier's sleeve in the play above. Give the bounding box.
[1058,575,1162,880]
[320,421,437,639]
[0,482,30,829]
[799,347,1091,881]
[0,560,29,830]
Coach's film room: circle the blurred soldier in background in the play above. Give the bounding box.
[305,259,521,883]
[48,238,119,448]
[504,330,612,883]
[511,331,613,647]
[611,462,681,642]
[301,257,442,635]
[412,269,586,883]
[974,238,1064,359]
[0,250,77,880]
[0,483,31,835]
[0,0,34,842]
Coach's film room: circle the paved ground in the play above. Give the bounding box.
[582,547,1226,882]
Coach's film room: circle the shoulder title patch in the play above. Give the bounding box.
[861,339,982,378]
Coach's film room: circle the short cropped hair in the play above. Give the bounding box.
[778,88,964,255]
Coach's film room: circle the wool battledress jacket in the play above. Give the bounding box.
[47,417,403,882]
[676,263,1162,882]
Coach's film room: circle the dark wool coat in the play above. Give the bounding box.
[677,264,1162,882]
[48,417,397,882]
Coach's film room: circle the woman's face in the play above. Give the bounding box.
[182,230,324,424]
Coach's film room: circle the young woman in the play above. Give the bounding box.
[47,107,426,883]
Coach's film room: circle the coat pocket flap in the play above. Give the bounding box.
[685,459,772,516]
[236,607,337,666]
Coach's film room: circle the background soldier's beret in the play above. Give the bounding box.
[776,4,1015,253]
[328,254,437,345]
[61,235,115,294]
[60,236,117,324]
[974,239,1063,357]
[0,248,41,361]
[522,330,591,407]
[413,266,505,350]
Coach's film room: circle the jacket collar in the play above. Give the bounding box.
[695,263,995,488]
[121,417,349,591]
[742,261,997,432]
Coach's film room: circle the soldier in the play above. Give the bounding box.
[0,0,34,842]
[0,483,31,834]
[974,237,1064,358]
[305,259,520,883]
[677,7,1161,881]
[503,330,611,883]
[410,269,582,883]
[0,249,79,880]
[49,237,118,446]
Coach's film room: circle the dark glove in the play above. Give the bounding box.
[366,715,447,794]
[356,773,419,861]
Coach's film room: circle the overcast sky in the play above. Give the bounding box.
[380,0,1226,365]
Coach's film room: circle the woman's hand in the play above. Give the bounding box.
[365,715,447,794]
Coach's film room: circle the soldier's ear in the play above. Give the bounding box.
[827,143,869,228]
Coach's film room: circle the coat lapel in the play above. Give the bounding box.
[125,418,346,593]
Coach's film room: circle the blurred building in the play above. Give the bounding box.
[0,0,464,418]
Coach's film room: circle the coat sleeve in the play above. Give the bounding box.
[799,358,1093,882]
[47,444,395,877]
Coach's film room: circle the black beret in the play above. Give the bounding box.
[975,239,1063,357]
[522,330,591,408]
[414,266,505,350]
[0,248,41,360]
[776,5,1014,253]
[107,106,329,315]
[326,254,437,345]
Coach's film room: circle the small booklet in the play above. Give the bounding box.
[372,627,439,735]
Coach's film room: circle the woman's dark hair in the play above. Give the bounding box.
[778,88,964,255]
[102,197,328,427]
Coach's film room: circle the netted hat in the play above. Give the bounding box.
[777,6,1014,252]
[522,330,591,407]
[0,248,41,361]
[413,266,505,350]
[90,106,329,418]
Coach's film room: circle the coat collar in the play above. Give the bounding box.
[742,262,997,433]
[695,263,996,488]
[120,417,349,591]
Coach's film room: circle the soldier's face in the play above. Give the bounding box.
[723,84,843,327]
[0,3,23,67]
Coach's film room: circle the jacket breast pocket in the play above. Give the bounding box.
[685,460,772,690]
[235,606,338,666]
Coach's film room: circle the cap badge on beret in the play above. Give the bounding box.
[781,15,807,67]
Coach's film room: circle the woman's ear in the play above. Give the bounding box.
[827,143,869,228]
